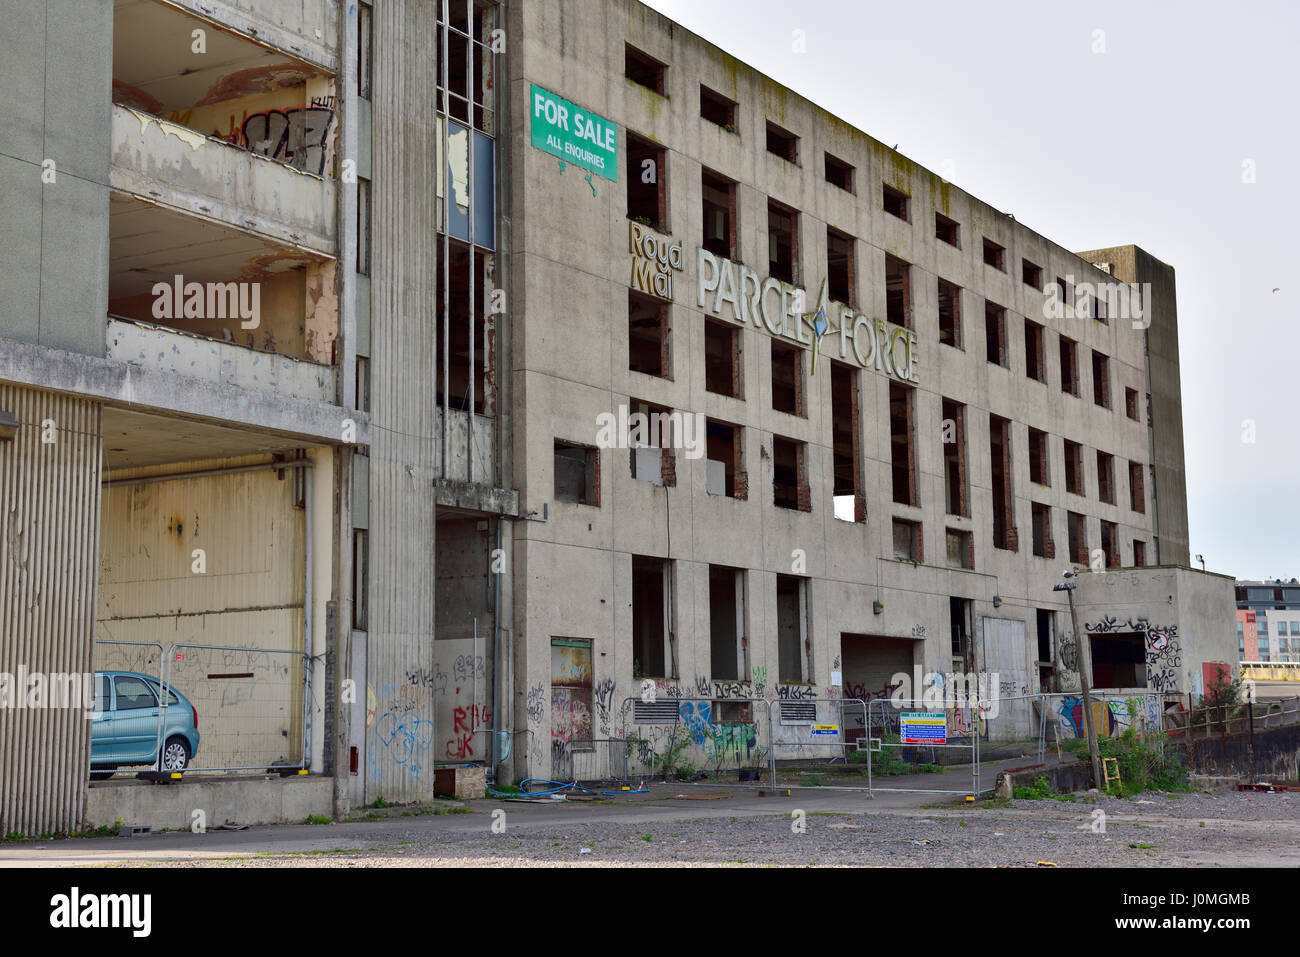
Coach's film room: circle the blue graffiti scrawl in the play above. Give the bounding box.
[678,700,712,743]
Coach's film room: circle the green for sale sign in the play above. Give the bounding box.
[529,84,618,182]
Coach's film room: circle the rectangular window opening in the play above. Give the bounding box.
[1022,259,1042,289]
[985,301,1007,366]
[704,318,741,398]
[893,518,923,562]
[935,212,960,247]
[942,398,967,517]
[554,441,598,506]
[766,121,799,163]
[883,184,909,221]
[628,290,669,378]
[983,238,1005,271]
[625,44,666,95]
[824,152,854,192]
[626,133,667,232]
[885,254,911,328]
[701,168,735,259]
[776,574,810,683]
[772,436,808,511]
[700,85,736,129]
[770,340,804,415]
[1092,350,1110,408]
[827,227,855,305]
[1060,335,1079,396]
[1067,511,1088,564]
[938,279,961,348]
[990,414,1014,550]
[632,556,671,679]
[705,419,743,499]
[1025,318,1045,382]
[767,199,797,284]
[1064,439,1084,496]
[832,362,863,523]
[709,565,746,680]
[1129,461,1146,514]
[946,528,973,569]
[1029,427,1049,486]
[890,383,917,507]
[1097,451,1115,505]
[1031,502,1053,559]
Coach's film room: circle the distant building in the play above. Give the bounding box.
[1236,580,1300,663]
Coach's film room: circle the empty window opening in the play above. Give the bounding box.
[951,597,972,670]
[626,133,667,231]
[831,362,864,523]
[946,528,973,569]
[353,528,369,630]
[824,152,854,192]
[772,436,809,511]
[1055,276,1073,313]
[985,301,1007,366]
[628,290,669,377]
[1025,318,1045,382]
[1125,387,1139,421]
[1100,520,1119,568]
[766,121,799,163]
[1031,502,1053,559]
[704,318,741,397]
[890,383,917,507]
[700,85,736,129]
[632,556,671,678]
[938,279,962,348]
[358,2,373,100]
[776,575,811,683]
[1129,461,1145,514]
[1036,609,1056,692]
[1022,259,1042,289]
[554,441,598,505]
[882,184,909,221]
[1029,427,1049,486]
[767,200,797,284]
[1092,350,1110,408]
[770,340,804,415]
[357,178,371,276]
[1097,451,1115,505]
[827,227,855,305]
[990,414,1014,550]
[935,212,960,247]
[983,238,1005,271]
[435,238,490,413]
[1067,511,1087,564]
[1089,632,1146,688]
[893,518,922,562]
[885,254,911,328]
[1060,335,1080,395]
[627,398,675,486]
[709,565,746,680]
[1064,440,1084,496]
[625,44,666,94]
[942,398,968,517]
[701,168,736,258]
[1133,540,1146,567]
[705,419,743,499]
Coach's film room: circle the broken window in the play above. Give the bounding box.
[1100,520,1119,568]
[1129,461,1145,513]
[777,575,811,683]
[985,301,1007,366]
[772,436,808,511]
[893,518,923,562]
[1064,440,1084,496]
[632,556,672,679]
[824,152,854,192]
[626,133,667,231]
[885,254,911,328]
[831,362,863,523]
[1067,510,1088,564]
[704,318,741,397]
[827,227,855,305]
[1028,427,1049,486]
[770,340,803,415]
[766,121,799,163]
[938,279,962,348]
[1097,451,1115,505]
[1024,318,1045,382]
[705,419,743,499]
[700,85,736,129]
[627,398,675,487]
[942,398,968,517]
[983,238,1005,271]
[1089,632,1146,688]
[767,199,797,284]
[990,414,1014,550]
[890,383,916,507]
[625,44,666,94]
[882,184,909,221]
[436,0,497,132]
[1060,335,1080,395]
[709,565,746,680]
[946,528,973,569]
[628,290,669,378]
[435,238,491,413]
[554,441,598,505]
[701,168,735,258]
[1125,387,1139,421]
[358,2,373,100]
[1022,259,1042,289]
[935,212,960,247]
[1092,350,1110,408]
[1031,502,1053,559]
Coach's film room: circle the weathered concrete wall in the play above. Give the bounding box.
[85,774,333,829]
[0,0,112,357]
[0,385,103,836]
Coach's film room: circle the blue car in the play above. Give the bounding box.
[90,672,200,778]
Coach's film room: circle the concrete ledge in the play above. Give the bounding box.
[85,774,333,830]
[995,758,1094,799]
[434,478,519,516]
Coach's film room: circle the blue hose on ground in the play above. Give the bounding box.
[486,778,650,797]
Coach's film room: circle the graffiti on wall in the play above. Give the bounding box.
[1085,615,1183,692]
[593,677,617,735]
[237,105,334,175]
[445,703,492,759]
[526,683,546,725]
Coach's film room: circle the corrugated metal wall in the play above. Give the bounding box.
[0,385,103,836]
[365,0,440,801]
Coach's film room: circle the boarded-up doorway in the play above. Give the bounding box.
[551,638,593,775]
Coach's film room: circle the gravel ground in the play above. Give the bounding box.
[146,788,1300,868]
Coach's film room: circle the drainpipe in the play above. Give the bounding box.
[492,512,503,780]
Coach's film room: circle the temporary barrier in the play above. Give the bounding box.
[91,640,168,773]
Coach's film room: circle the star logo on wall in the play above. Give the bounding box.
[805,279,830,375]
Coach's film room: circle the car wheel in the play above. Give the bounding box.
[90,766,117,781]
[160,736,191,772]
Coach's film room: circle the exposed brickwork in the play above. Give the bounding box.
[660,448,676,487]
[734,469,748,501]
[796,443,811,512]
[593,449,601,507]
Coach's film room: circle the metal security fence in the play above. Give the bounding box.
[617,696,774,783]
[164,643,311,773]
[865,697,982,795]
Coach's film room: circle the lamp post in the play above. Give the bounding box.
[1054,572,1102,791]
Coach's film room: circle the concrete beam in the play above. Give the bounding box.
[161,0,339,74]
[0,337,369,446]
[435,478,520,516]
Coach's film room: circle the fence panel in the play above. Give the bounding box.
[866,696,981,795]
[164,643,309,772]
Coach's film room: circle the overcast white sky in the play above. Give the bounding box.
[644,0,1300,580]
